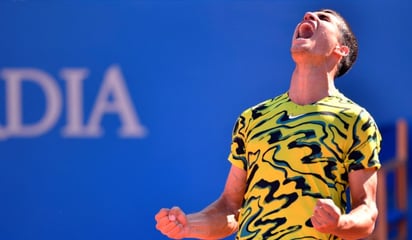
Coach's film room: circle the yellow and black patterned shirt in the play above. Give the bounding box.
[228,91,381,240]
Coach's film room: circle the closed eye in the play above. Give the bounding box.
[317,13,331,22]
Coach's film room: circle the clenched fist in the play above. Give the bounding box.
[155,206,189,239]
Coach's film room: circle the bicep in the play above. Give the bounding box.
[220,165,247,214]
[348,168,378,208]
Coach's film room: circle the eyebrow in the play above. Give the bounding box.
[317,9,339,18]
[321,9,336,15]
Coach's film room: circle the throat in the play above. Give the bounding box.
[288,70,338,105]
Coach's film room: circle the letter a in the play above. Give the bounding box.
[85,65,146,137]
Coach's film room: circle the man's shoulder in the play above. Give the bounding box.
[331,92,377,125]
[331,92,366,112]
[241,92,288,117]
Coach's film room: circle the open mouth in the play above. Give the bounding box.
[296,22,315,39]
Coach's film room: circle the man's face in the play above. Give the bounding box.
[290,10,343,59]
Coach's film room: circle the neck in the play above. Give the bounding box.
[288,65,337,105]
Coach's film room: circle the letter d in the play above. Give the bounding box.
[0,68,62,139]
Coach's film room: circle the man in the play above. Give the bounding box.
[155,9,381,240]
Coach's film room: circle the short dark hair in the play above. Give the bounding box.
[321,9,358,78]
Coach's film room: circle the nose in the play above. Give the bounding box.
[303,12,316,21]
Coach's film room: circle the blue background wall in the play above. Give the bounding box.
[0,1,410,239]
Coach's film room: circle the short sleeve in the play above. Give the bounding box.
[346,110,382,172]
[228,110,251,171]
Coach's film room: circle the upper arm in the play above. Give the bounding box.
[348,168,378,209]
[220,165,247,216]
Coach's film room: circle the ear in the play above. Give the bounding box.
[334,45,349,57]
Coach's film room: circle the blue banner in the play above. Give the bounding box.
[0,1,410,239]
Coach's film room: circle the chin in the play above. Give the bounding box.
[291,46,309,55]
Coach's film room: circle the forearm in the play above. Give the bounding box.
[333,203,378,239]
[182,197,239,239]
